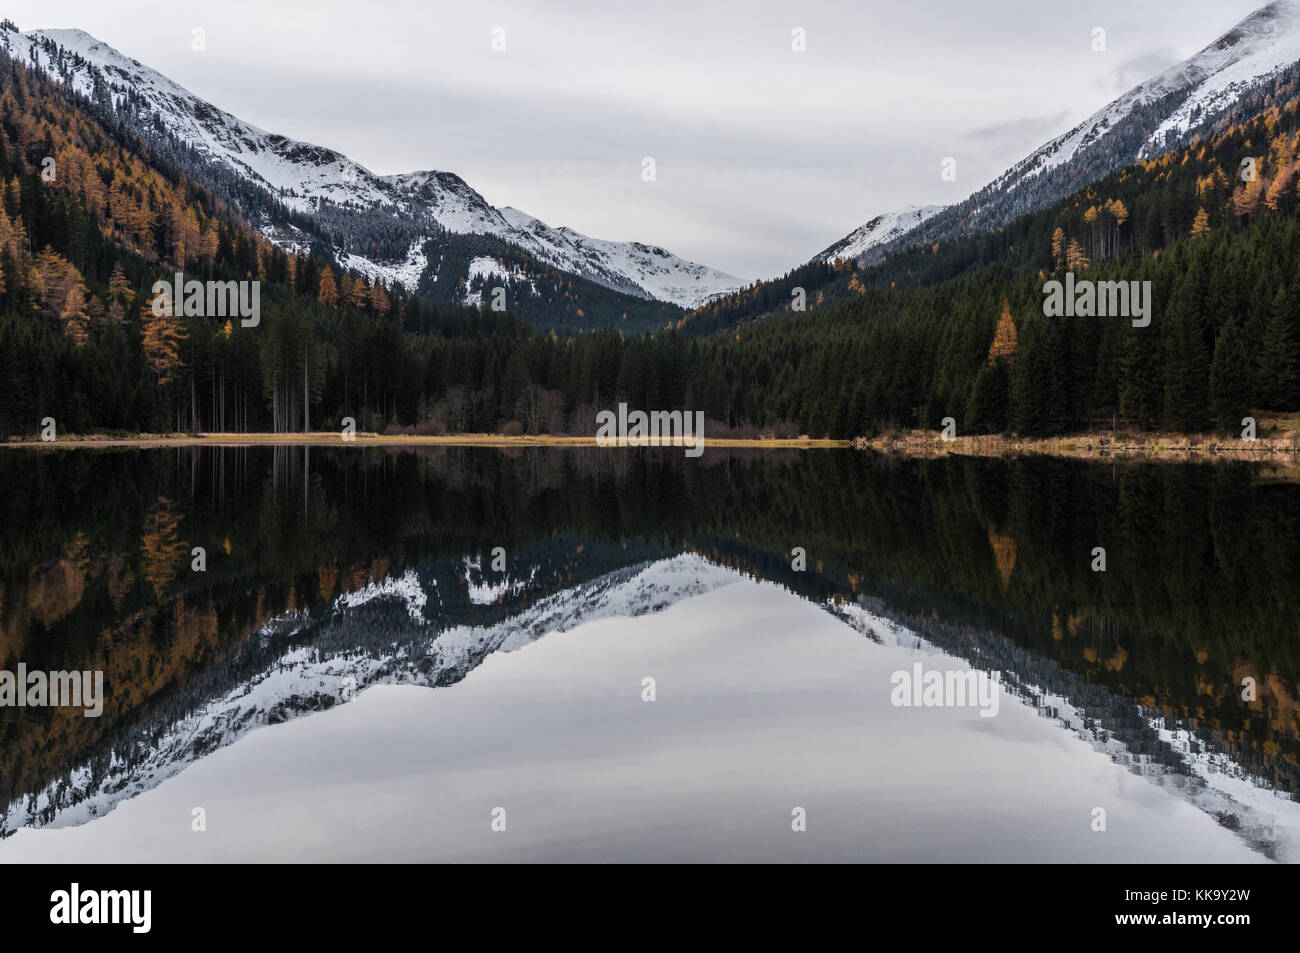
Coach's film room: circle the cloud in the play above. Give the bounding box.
[1095,47,1184,94]
[3,0,1262,281]
[964,111,1073,150]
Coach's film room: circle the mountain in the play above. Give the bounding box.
[495,206,743,308]
[813,204,944,263]
[821,0,1300,264]
[0,24,742,311]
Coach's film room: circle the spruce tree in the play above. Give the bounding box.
[1210,318,1255,430]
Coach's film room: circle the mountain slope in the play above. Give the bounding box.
[814,204,944,263]
[822,0,1300,265]
[497,206,742,308]
[0,24,741,309]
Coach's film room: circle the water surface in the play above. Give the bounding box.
[1,447,1296,861]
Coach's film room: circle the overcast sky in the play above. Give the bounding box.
[5,0,1269,280]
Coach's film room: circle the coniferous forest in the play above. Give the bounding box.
[2,43,1299,441]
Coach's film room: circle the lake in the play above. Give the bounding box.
[0,446,1297,862]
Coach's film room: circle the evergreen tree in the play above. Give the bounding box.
[1210,318,1255,430]
[1256,285,1298,408]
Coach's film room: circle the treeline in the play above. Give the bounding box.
[684,219,1298,437]
[678,257,848,336]
[362,213,1297,439]
[3,34,1299,440]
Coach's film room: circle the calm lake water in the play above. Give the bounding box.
[0,446,1297,862]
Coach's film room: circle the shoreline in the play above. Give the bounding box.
[854,430,1300,463]
[1,432,851,450]
[5,428,1300,463]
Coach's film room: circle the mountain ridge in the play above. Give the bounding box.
[821,0,1300,266]
[0,24,742,310]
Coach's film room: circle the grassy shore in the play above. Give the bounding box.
[7,414,1300,463]
[2,432,850,449]
[854,415,1300,463]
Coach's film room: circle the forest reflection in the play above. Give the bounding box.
[1,445,1297,840]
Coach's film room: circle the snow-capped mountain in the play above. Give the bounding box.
[821,0,1300,264]
[990,0,1300,191]
[814,204,944,264]
[0,25,742,308]
[496,206,742,307]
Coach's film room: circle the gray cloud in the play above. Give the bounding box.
[1095,47,1186,94]
[962,111,1075,159]
[2,0,1269,280]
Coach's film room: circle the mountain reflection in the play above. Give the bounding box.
[1,446,1297,859]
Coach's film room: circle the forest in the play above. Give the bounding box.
[1,45,1298,440]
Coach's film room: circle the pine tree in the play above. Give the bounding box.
[966,359,1009,433]
[1256,286,1298,408]
[1210,318,1254,429]
[60,283,89,345]
[1161,280,1211,431]
[1119,325,1160,430]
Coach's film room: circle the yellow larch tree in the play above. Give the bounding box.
[988,301,1018,363]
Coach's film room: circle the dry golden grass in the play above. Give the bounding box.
[4,431,850,450]
[855,426,1300,464]
[9,423,1299,465]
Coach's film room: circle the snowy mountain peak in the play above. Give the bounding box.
[1139,0,1300,154]
[818,0,1300,265]
[815,204,945,263]
[981,2,1300,212]
[0,23,741,308]
[1018,0,1300,181]
[494,206,743,307]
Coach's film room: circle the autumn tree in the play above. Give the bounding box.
[1065,238,1089,269]
[1106,198,1128,256]
[318,267,338,306]
[141,292,187,391]
[59,283,89,345]
[988,301,1018,362]
[107,262,134,304]
[1083,207,1098,260]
